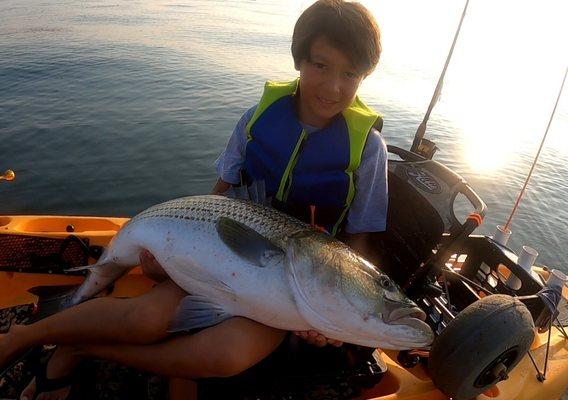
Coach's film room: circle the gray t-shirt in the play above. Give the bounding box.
[214,106,388,233]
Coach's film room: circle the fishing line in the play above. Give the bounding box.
[411,0,470,153]
[503,67,568,231]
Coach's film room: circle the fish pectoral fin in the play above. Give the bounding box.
[65,264,95,272]
[65,260,112,272]
[216,217,284,267]
[168,294,232,332]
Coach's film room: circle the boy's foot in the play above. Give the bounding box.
[20,346,80,400]
[0,324,29,370]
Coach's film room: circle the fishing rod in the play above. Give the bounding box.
[503,67,568,232]
[411,0,470,157]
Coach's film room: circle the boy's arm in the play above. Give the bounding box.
[212,105,257,190]
[342,128,388,261]
[345,128,388,234]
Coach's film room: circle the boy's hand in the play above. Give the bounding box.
[139,250,169,282]
[293,330,343,347]
[211,178,231,196]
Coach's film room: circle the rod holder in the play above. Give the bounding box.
[493,225,511,246]
[546,269,568,289]
[506,246,538,290]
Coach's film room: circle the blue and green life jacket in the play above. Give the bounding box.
[244,79,382,236]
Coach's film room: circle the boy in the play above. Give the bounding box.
[213,0,386,257]
[3,1,387,399]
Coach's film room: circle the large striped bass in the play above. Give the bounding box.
[70,195,433,349]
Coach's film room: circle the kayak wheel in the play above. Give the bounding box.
[428,294,535,400]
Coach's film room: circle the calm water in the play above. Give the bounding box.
[1,0,567,271]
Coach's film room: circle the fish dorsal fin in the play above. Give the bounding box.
[216,216,283,267]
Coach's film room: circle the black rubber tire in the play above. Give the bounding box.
[428,294,535,400]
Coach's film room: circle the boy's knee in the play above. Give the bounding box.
[209,352,249,377]
[140,250,169,282]
[122,301,170,343]
[203,319,286,377]
[206,346,270,377]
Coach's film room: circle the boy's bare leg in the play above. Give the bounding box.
[81,317,286,378]
[0,280,186,368]
[169,378,198,400]
[20,318,284,400]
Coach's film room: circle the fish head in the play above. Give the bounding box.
[286,230,433,349]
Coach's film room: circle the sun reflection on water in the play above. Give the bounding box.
[359,0,568,174]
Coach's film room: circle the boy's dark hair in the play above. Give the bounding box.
[291,0,381,75]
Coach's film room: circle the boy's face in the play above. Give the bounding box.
[297,36,364,128]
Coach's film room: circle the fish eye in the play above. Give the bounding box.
[379,276,392,289]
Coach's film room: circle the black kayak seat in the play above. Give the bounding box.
[373,145,484,284]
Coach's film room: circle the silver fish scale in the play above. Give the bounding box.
[129,195,309,241]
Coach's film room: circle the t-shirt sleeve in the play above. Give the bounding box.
[345,128,388,234]
[214,105,257,185]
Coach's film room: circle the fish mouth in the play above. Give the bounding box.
[384,306,427,323]
[382,306,433,347]
[390,315,432,335]
[384,306,433,343]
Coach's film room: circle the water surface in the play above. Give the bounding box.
[1,0,566,270]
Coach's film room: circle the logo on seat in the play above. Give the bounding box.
[404,166,442,194]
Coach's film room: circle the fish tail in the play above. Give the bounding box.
[27,284,81,323]
[27,251,132,321]
[26,274,118,323]
[70,261,132,306]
